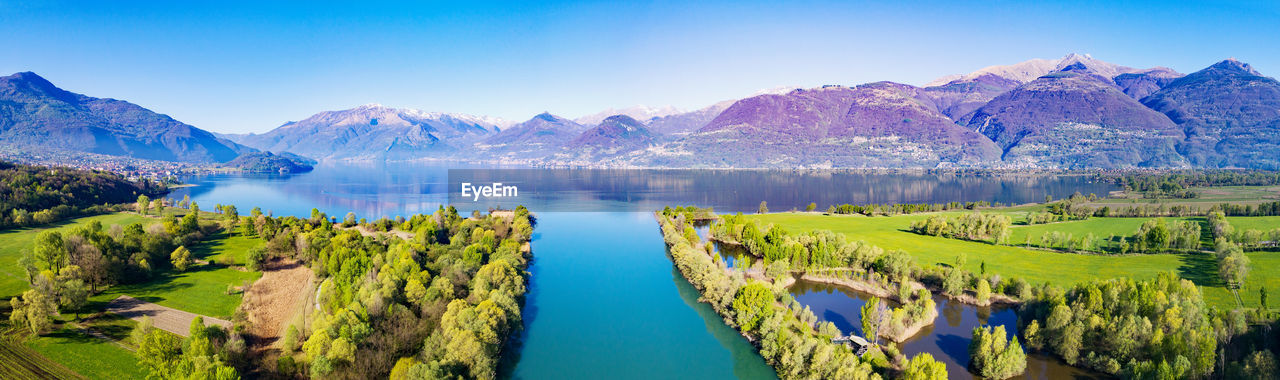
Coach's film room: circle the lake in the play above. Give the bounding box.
[169,162,1119,379]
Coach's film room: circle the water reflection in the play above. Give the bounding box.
[789,280,1105,380]
[170,163,1117,219]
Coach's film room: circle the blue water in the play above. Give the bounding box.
[789,280,1102,379]
[501,213,773,379]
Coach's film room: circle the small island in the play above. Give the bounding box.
[222,151,315,173]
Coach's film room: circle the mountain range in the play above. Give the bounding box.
[5,53,1280,169]
[0,72,252,163]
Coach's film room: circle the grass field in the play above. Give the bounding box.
[25,317,148,380]
[0,212,259,318]
[1226,216,1280,232]
[0,213,151,299]
[1007,216,1206,251]
[87,232,262,319]
[746,212,1280,309]
[0,332,85,380]
[0,210,255,378]
[192,232,259,266]
[1089,185,1280,208]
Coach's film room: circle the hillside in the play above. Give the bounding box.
[1142,59,1280,169]
[0,72,251,163]
[475,113,587,159]
[1113,67,1183,100]
[222,151,314,173]
[632,83,1000,168]
[550,115,658,163]
[962,63,1187,169]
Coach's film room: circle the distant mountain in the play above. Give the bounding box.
[923,74,1022,120]
[644,100,735,135]
[21,54,1280,170]
[552,115,657,162]
[962,63,1186,168]
[1143,59,1280,169]
[475,113,587,159]
[574,105,682,126]
[223,151,313,173]
[1113,67,1183,100]
[925,53,1142,87]
[628,83,1000,168]
[0,72,251,163]
[234,104,505,160]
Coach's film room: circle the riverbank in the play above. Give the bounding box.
[656,212,888,379]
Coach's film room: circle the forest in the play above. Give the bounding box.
[6,196,535,379]
[0,160,166,229]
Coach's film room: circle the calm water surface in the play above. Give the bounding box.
[790,281,1104,379]
[169,162,1119,379]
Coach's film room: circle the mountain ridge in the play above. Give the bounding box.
[5,55,1279,169]
[0,71,253,163]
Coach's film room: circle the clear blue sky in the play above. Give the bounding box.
[2,0,1277,133]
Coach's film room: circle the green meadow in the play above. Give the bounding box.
[746,211,1280,309]
[87,231,262,319]
[0,213,151,299]
[24,314,149,380]
[1006,216,1206,250]
[0,211,261,378]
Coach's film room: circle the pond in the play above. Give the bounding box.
[790,280,1105,379]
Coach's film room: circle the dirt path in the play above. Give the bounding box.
[104,296,231,337]
[338,225,413,241]
[242,258,314,347]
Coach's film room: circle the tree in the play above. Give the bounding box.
[58,278,89,315]
[758,201,769,214]
[405,278,428,307]
[969,325,1027,379]
[902,353,947,380]
[30,230,67,277]
[805,203,817,212]
[343,212,357,227]
[9,288,56,334]
[136,326,183,377]
[860,297,887,344]
[1262,287,1269,310]
[975,278,992,304]
[1057,322,1084,365]
[137,195,151,215]
[170,246,192,272]
[731,282,775,332]
[1218,240,1250,288]
[943,267,965,296]
[247,246,268,271]
[222,205,239,228]
[281,325,300,353]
